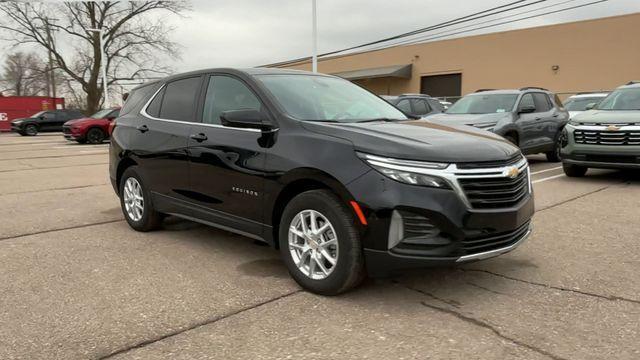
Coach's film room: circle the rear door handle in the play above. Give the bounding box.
[136,124,149,133]
[190,133,208,142]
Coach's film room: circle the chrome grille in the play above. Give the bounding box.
[574,130,640,145]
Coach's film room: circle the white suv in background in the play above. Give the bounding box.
[563,93,608,119]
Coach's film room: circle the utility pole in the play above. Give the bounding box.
[311,0,318,73]
[87,28,109,107]
[43,18,58,99]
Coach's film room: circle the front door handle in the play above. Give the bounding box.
[552,114,559,118]
[136,124,149,133]
[190,133,208,142]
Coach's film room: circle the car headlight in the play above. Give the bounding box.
[357,152,451,188]
[568,120,580,126]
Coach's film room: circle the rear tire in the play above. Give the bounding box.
[545,139,562,162]
[279,189,365,295]
[86,128,105,144]
[563,163,588,177]
[119,166,163,231]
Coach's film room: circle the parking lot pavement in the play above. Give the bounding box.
[1,132,638,359]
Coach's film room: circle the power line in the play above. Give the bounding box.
[362,0,582,51]
[268,0,548,67]
[369,0,607,50]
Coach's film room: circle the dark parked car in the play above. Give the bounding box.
[63,108,120,144]
[426,88,569,162]
[110,68,534,295]
[10,109,84,136]
[381,94,445,117]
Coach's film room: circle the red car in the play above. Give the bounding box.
[62,108,120,144]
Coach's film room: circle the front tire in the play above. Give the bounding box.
[86,128,105,144]
[563,163,588,177]
[24,124,38,136]
[279,189,365,295]
[119,167,163,231]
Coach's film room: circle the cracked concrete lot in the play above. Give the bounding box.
[1,133,638,359]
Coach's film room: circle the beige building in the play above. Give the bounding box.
[271,13,640,99]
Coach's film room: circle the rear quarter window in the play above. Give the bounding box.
[120,83,161,116]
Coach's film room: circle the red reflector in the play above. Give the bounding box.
[349,201,368,225]
[108,120,116,135]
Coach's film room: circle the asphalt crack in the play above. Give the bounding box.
[419,300,569,360]
[462,269,640,305]
[396,281,569,360]
[535,182,623,213]
[98,289,303,359]
[0,162,108,173]
[1,183,109,196]
[0,219,124,241]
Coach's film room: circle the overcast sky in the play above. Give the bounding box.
[163,0,640,72]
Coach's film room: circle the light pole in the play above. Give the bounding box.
[311,0,318,73]
[87,28,109,107]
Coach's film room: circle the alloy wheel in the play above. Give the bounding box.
[25,125,37,136]
[123,177,144,222]
[288,209,339,280]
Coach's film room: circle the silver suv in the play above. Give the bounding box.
[426,87,569,162]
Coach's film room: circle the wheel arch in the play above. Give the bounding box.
[115,156,138,195]
[268,168,356,248]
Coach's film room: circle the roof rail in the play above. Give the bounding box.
[626,81,640,85]
[519,86,549,91]
[475,89,497,92]
[399,93,430,97]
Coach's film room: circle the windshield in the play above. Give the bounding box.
[446,94,518,114]
[564,97,605,111]
[30,111,46,118]
[256,75,408,122]
[597,88,640,110]
[90,109,115,118]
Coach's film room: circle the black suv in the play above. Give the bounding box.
[381,94,445,117]
[11,109,85,136]
[109,68,534,295]
[427,88,569,162]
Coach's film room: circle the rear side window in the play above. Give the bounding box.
[158,77,202,121]
[120,83,159,116]
[532,93,552,112]
[410,99,430,115]
[202,75,262,125]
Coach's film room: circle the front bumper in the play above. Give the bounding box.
[347,165,535,277]
[561,124,640,169]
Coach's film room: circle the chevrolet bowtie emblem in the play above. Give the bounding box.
[503,166,520,179]
[605,125,620,131]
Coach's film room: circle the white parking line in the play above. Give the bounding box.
[531,166,562,175]
[532,174,565,184]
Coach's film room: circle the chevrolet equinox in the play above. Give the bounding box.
[109,68,534,295]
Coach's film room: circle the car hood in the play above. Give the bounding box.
[10,117,30,123]
[572,110,640,124]
[425,112,511,127]
[64,117,100,126]
[302,120,519,163]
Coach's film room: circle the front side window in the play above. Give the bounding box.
[396,99,411,113]
[257,75,407,122]
[596,88,640,110]
[447,94,518,114]
[156,77,201,121]
[532,93,552,112]
[410,99,430,115]
[518,94,535,111]
[202,75,262,125]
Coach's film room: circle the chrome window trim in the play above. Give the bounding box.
[360,153,530,209]
[139,83,263,133]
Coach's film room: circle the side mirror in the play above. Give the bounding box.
[518,105,536,114]
[585,102,597,110]
[220,109,272,131]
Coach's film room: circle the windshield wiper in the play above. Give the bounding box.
[355,118,404,123]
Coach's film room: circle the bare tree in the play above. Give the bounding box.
[0,52,48,96]
[0,1,188,113]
